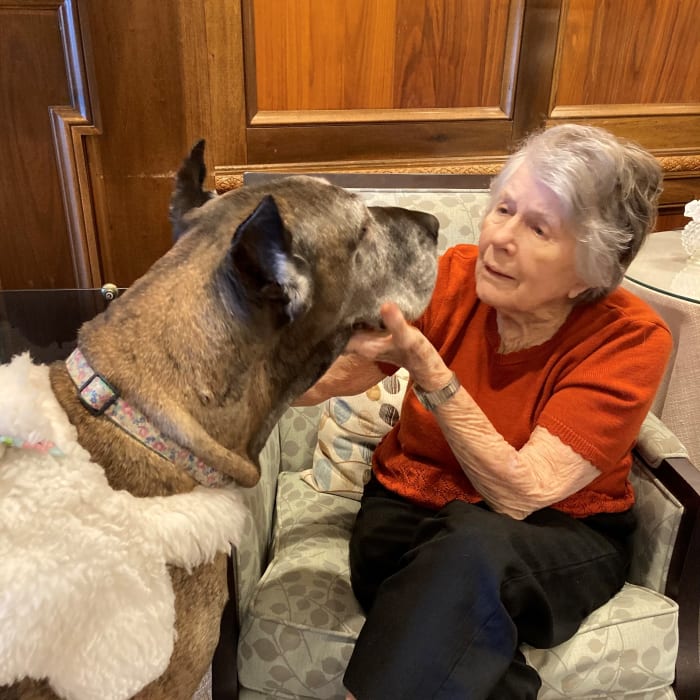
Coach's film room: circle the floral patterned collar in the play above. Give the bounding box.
[65,348,231,488]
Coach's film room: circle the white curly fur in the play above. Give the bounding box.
[0,353,248,700]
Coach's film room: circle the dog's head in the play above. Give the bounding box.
[170,142,438,350]
[79,141,438,486]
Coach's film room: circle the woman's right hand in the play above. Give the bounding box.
[347,302,452,393]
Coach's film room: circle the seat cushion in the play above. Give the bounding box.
[523,583,678,698]
[238,473,679,699]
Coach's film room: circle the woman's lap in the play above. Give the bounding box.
[345,477,634,700]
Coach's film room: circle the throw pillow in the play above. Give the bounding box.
[300,368,409,499]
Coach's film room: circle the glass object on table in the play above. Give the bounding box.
[625,230,699,305]
[680,199,700,261]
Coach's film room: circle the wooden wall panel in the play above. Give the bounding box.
[244,120,512,165]
[0,2,77,289]
[392,0,512,110]
[79,0,248,286]
[553,0,700,112]
[248,0,517,124]
[80,0,187,285]
[252,0,399,111]
[548,0,700,219]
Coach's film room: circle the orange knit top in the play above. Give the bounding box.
[374,245,672,518]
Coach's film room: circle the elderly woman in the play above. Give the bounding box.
[297,124,672,699]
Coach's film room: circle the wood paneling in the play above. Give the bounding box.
[79,0,248,286]
[246,120,512,164]
[247,0,518,123]
[544,0,700,220]
[510,0,562,141]
[251,0,399,111]
[0,2,77,289]
[552,0,700,115]
[50,0,103,289]
[237,0,535,166]
[80,0,187,285]
[2,0,698,287]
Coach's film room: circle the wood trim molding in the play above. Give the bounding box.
[511,0,563,142]
[49,0,102,287]
[250,106,509,126]
[499,0,526,120]
[215,153,699,218]
[215,156,508,193]
[0,0,63,6]
[657,154,700,174]
[215,152,700,192]
[552,104,700,119]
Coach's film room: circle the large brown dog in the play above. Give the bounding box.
[4,142,438,699]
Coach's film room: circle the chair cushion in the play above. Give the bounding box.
[523,583,678,698]
[238,474,679,699]
[357,188,488,254]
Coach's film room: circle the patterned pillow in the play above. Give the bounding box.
[300,369,409,499]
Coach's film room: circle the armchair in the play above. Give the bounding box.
[210,175,700,700]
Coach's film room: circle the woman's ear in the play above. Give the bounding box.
[567,282,591,300]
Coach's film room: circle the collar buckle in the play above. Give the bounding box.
[77,372,120,416]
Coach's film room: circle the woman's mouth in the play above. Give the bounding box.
[484,263,515,281]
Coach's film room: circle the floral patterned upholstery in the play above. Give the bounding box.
[233,188,684,699]
[238,474,362,699]
[523,583,678,698]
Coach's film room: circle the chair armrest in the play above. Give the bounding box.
[651,454,700,700]
[636,410,690,467]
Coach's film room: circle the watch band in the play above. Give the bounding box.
[413,372,461,411]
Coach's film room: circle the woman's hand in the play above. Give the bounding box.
[346,302,453,392]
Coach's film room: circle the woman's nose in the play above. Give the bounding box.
[491,216,519,248]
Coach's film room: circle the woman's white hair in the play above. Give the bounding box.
[489,124,663,302]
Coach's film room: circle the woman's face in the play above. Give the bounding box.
[476,164,589,315]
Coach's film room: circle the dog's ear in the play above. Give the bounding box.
[228,195,313,326]
[169,139,216,241]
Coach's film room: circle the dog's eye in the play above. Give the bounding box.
[347,222,369,256]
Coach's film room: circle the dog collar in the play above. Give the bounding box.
[65,348,232,488]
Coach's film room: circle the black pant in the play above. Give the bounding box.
[343,476,635,700]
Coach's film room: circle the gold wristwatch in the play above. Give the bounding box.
[413,372,461,411]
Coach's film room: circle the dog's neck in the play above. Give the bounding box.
[69,291,353,488]
[65,347,232,488]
